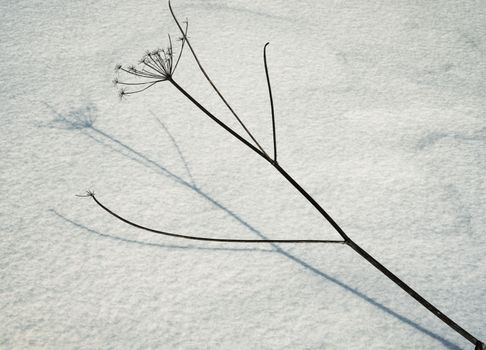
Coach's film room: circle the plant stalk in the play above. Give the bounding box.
[169,77,484,349]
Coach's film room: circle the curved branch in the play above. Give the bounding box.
[82,192,345,244]
[264,42,277,163]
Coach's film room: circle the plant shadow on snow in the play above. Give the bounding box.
[50,209,271,253]
[42,103,461,350]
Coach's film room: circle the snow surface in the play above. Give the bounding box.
[1,0,485,349]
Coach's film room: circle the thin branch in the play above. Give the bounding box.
[167,34,174,72]
[172,19,189,74]
[83,192,345,244]
[168,0,270,159]
[146,53,167,75]
[120,67,160,79]
[143,56,167,76]
[115,80,159,86]
[169,78,267,160]
[264,42,277,163]
[121,81,162,96]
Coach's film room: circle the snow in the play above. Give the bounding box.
[1,0,485,349]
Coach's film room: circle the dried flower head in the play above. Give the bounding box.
[114,22,189,97]
[118,88,127,100]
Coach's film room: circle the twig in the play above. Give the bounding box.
[264,42,277,163]
[81,191,345,244]
[172,20,188,73]
[168,78,267,160]
[168,0,270,159]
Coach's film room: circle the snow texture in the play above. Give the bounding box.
[1,0,485,349]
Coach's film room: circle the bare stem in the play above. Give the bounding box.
[172,20,188,74]
[163,78,483,350]
[102,3,485,348]
[169,78,267,161]
[264,42,277,163]
[85,192,345,244]
[168,0,269,158]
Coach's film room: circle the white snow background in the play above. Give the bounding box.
[1,0,485,349]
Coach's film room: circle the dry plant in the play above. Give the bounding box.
[80,2,484,348]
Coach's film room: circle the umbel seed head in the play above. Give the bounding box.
[113,21,189,98]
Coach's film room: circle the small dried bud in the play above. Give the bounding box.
[118,88,127,100]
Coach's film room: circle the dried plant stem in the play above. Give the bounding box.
[88,193,344,244]
[101,2,484,347]
[164,77,483,349]
[168,1,269,159]
[264,42,277,163]
[169,79,267,160]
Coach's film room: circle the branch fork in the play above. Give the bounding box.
[82,2,484,348]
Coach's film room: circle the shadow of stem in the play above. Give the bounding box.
[44,104,461,350]
[51,209,274,253]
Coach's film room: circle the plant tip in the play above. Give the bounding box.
[75,190,95,198]
[118,88,127,100]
